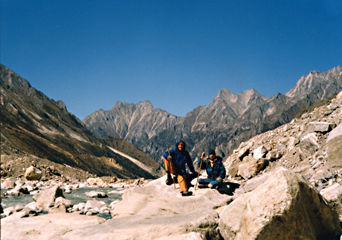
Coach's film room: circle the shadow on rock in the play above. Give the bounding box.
[199,182,240,195]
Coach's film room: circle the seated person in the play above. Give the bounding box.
[198,149,226,189]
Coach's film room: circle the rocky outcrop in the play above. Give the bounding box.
[219,168,340,240]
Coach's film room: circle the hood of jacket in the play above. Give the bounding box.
[175,140,186,150]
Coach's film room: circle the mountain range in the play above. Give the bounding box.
[84,65,342,162]
[1,63,341,178]
[0,64,160,179]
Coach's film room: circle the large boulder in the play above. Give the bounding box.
[219,168,340,240]
[34,185,64,210]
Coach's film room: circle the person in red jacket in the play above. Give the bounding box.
[163,140,197,196]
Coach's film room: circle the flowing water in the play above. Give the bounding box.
[1,187,123,219]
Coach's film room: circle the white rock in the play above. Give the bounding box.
[320,183,342,202]
[84,200,106,212]
[1,178,16,189]
[85,191,108,198]
[253,146,267,160]
[73,202,86,212]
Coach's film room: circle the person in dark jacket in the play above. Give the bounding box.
[163,140,197,196]
[197,149,226,189]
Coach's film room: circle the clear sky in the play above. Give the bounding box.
[1,0,341,119]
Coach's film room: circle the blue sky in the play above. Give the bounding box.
[1,0,341,119]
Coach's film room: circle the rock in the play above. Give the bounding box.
[310,121,336,133]
[287,137,299,150]
[1,177,16,189]
[34,185,64,210]
[85,191,108,198]
[300,133,319,156]
[320,183,342,220]
[73,202,86,212]
[86,177,104,186]
[24,202,40,212]
[49,204,67,214]
[238,146,250,160]
[225,157,241,178]
[24,166,42,181]
[55,197,73,208]
[253,146,268,160]
[219,168,340,240]
[327,123,342,142]
[320,183,342,202]
[266,150,282,161]
[84,200,106,212]
[326,127,342,170]
[6,188,20,196]
[237,156,268,180]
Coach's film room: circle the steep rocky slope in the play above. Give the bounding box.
[0,64,160,179]
[225,91,342,219]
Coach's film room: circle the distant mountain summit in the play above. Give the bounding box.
[214,88,268,115]
[0,64,159,179]
[84,65,342,163]
[83,100,179,144]
[286,65,342,98]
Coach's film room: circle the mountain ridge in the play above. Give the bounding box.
[0,64,160,179]
[84,65,342,163]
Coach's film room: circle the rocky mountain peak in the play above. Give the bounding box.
[0,64,31,91]
[326,64,342,78]
[215,88,237,102]
[112,100,153,111]
[286,65,342,98]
